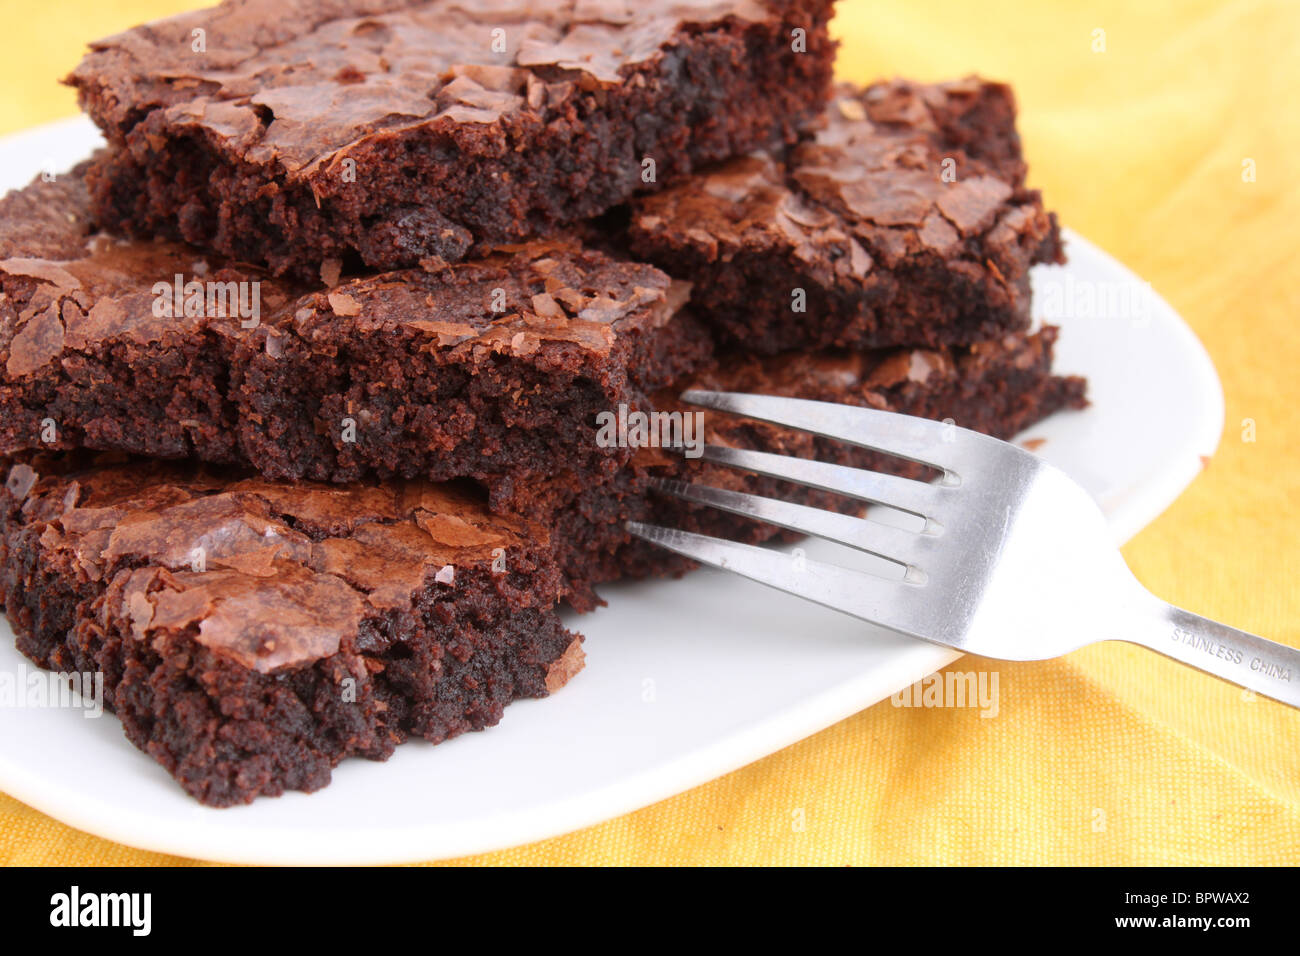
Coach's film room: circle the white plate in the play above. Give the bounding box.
[0,118,1223,864]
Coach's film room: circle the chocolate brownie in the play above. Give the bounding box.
[626,79,1064,353]
[0,323,1082,808]
[0,452,584,806]
[0,318,1083,804]
[70,0,837,278]
[0,169,711,509]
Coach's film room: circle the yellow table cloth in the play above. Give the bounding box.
[0,0,1296,866]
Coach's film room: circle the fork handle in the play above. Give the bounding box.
[1126,603,1300,708]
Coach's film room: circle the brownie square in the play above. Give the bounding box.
[0,168,711,509]
[0,453,583,806]
[627,78,1064,353]
[70,0,837,278]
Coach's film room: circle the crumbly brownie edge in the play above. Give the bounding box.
[232,286,714,491]
[630,203,1062,354]
[627,79,1065,354]
[0,457,583,806]
[78,0,837,278]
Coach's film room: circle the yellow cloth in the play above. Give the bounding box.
[1,0,1297,866]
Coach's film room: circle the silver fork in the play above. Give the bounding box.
[627,390,1300,709]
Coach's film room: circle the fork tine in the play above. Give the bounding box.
[682,389,967,473]
[651,478,930,570]
[625,521,926,637]
[700,445,943,520]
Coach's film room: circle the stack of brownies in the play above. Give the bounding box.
[0,0,1084,805]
